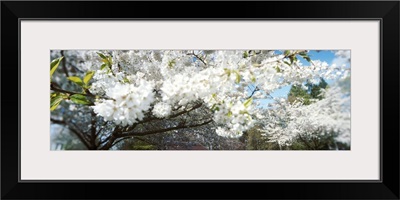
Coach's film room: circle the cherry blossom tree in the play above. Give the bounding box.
[259,85,351,149]
[50,50,350,150]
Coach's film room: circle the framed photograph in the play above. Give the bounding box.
[2,1,399,199]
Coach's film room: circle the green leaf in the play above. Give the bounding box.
[97,52,107,60]
[289,55,298,64]
[240,110,249,115]
[234,70,240,84]
[67,76,84,87]
[50,57,64,78]
[276,66,281,73]
[227,111,232,117]
[123,78,130,83]
[210,104,217,111]
[107,55,113,65]
[210,103,221,112]
[283,61,290,66]
[284,50,290,56]
[168,59,176,68]
[83,71,95,85]
[51,92,58,98]
[243,51,249,58]
[299,52,307,56]
[70,94,92,105]
[289,56,295,64]
[304,56,311,62]
[251,76,256,83]
[244,98,253,108]
[100,63,107,70]
[224,68,231,77]
[50,93,64,111]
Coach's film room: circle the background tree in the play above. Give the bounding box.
[259,78,351,150]
[288,78,328,105]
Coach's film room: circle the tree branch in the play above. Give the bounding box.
[121,102,205,134]
[247,86,260,99]
[50,118,65,124]
[187,52,207,66]
[168,103,203,119]
[51,118,91,149]
[90,111,97,149]
[50,83,82,96]
[50,83,113,101]
[118,119,213,138]
[68,122,92,148]
[60,50,70,77]
[109,138,126,149]
[99,126,120,150]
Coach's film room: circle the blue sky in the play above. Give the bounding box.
[256,50,348,107]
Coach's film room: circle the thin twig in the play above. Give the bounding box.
[50,83,113,100]
[187,52,207,66]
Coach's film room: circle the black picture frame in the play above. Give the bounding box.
[2,1,399,199]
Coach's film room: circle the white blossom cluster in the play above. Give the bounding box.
[92,80,154,126]
[58,50,350,138]
[160,68,223,106]
[209,97,255,137]
[152,102,172,118]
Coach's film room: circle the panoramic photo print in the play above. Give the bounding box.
[50,50,351,150]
